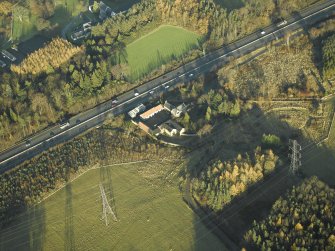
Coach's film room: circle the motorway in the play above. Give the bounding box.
[1,0,335,173]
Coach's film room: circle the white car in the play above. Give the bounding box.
[277,20,287,27]
[164,85,169,89]
[149,90,154,94]
[134,90,139,96]
[25,140,31,147]
[60,122,70,129]
[112,99,118,104]
[261,31,266,35]
[189,73,194,77]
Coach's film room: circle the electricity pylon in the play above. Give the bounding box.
[99,183,117,226]
[289,139,301,175]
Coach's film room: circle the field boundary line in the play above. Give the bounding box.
[320,105,335,144]
[127,24,200,47]
[36,159,178,205]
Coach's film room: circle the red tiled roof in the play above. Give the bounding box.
[140,104,164,119]
[138,122,150,133]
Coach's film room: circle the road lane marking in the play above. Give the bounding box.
[1,2,335,166]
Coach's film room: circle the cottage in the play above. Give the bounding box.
[171,103,187,118]
[159,120,185,136]
[164,101,175,112]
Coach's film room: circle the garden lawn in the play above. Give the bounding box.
[125,25,201,81]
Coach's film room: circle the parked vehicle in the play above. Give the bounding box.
[1,50,16,62]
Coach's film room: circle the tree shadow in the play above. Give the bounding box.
[182,102,330,248]
[49,5,73,33]
[64,161,75,251]
[0,203,46,251]
[27,203,46,251]
[64,182,76,251]
[17,35,50,57]
[213,0,244,13]
[106,0,141,12]
[302,141,335,187]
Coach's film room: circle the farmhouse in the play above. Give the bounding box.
[128,104,146,118]
[159,120,185,136]
[164,101,175,112]
[140,104,164,120]
[138,121,151,134]
[99,1,116,20]
[132,102,188,137]
[71,30,87,41]
[171,103,187,118]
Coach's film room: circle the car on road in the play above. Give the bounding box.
[60,121,70,129]
[112,99,118,106]
[149,90,154,94]
[261,30,266,35]
[277,20,287,27]
[25,140,31,147]
[134,89,139,96]
[189,73,194,77]
[164,85,169,89]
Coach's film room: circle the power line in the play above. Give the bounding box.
[289,139,301,175]
[99,183,117,226]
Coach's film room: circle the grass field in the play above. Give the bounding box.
[214,0,244,11]
[10,0,86,42]
[54,0,86,16]
[125,25,201,81]
[0,162,227,251]
[104,0,140,12]
[12,15,38,42]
